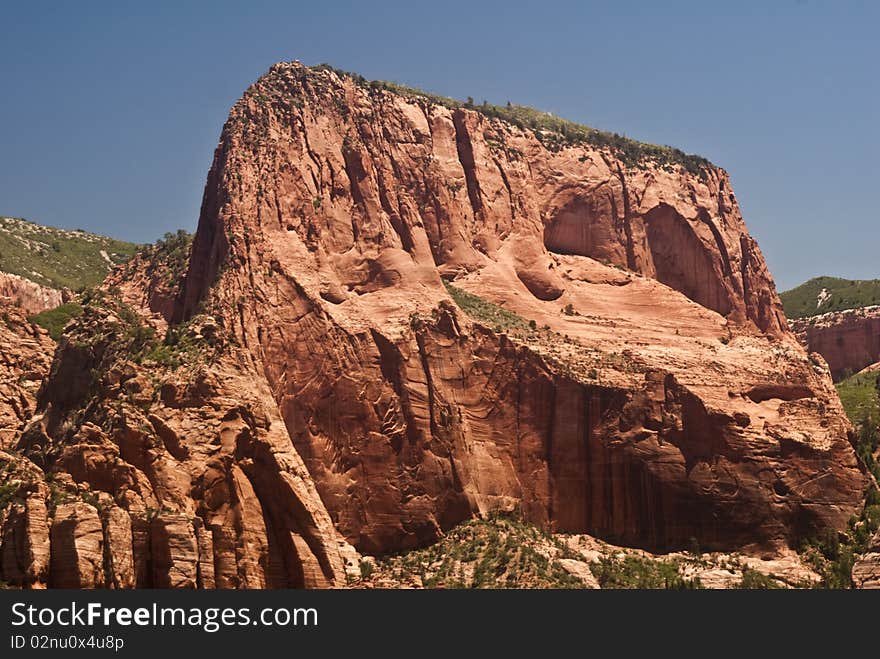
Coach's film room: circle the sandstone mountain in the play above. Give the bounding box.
[0,62,875,588]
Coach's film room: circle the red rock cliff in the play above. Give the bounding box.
[790,307,880,379]
[0,272,65,316]
[175,63,865,554]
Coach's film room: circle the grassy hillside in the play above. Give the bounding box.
[0,216,139,290]
[836,370,880,426]
[780,276,880,319]
[835,370,880,484]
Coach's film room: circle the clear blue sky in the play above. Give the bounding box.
[1,1,876,290]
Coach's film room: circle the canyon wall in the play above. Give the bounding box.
[0,272,65,316]
[0,305,54,450]
[790,308,880,379]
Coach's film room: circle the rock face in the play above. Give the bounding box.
[49,502,105,588]
[0,62,871,588]
[22,300,348,588]
[181,68,787,339]
[0,304,54,449]
[852,530,880,589]
[790,307,880,379]
[173,63,864,554]
[1,492,51,587]
[0,272,65,316]
[2,254,348,589]
[101,502,135,589]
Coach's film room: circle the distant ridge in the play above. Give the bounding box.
[0,216,139,290]
[780,276,880,319]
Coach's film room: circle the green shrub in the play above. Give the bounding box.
[80,490,101,509]
[45,477,71,515]
[735,568,781,589]
[0,481,19,512]
[591,555,703,589]
[28,302,84,340]
[800,495,880,588]
[442,280,530,332]
[147,230,193,287]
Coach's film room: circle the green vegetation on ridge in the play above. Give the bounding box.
[442,279,531,333]
[780,276,880,319]
[0,216,139,290]
[356,515,810,589]
[138,229,193,289]
[358,515,710,589]
[26,230,191,340]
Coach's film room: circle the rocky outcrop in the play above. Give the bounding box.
[0,304,54,449]
[790,307,880,379]
[49,502,105,588]
[169,62,865,554]
[149,513,200,588]
[1,293,350,589]
[0,272,65,316]
[1,492,50,587]
[100,501,135,589]
[103,232,191,323]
